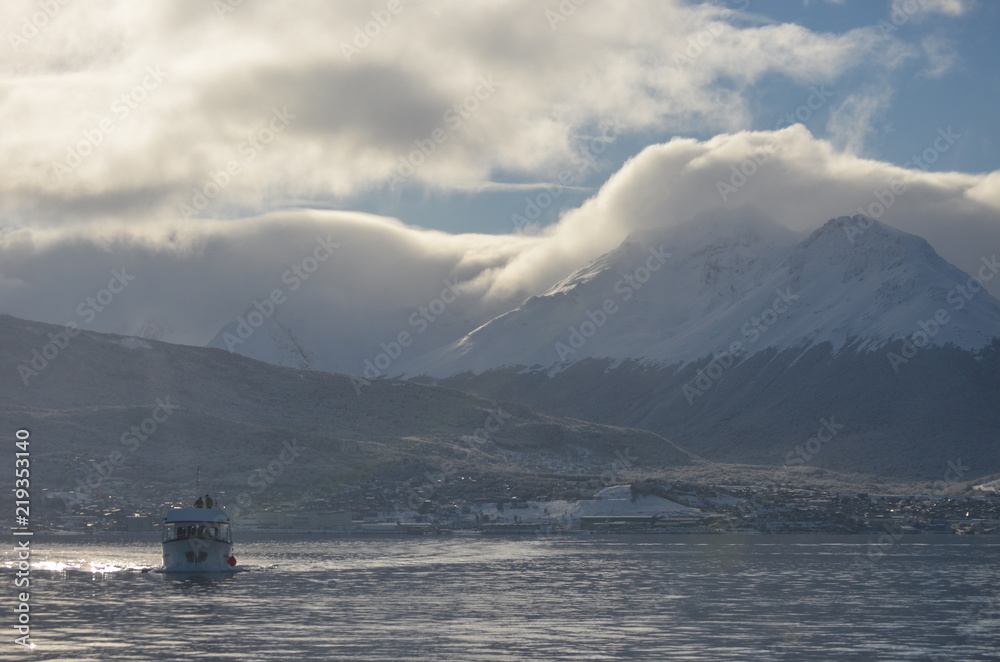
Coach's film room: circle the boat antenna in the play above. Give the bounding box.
[196,465,201,493]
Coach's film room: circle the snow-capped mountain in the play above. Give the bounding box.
[406,215,1000,480]
[195,213,1000,479]
[399,215,1000,377]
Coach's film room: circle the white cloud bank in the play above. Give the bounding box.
[3,127,998,371]
[0,0,912,224]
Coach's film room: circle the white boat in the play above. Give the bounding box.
[161,506,238,572]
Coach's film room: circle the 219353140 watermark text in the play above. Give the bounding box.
[11,428,34,649]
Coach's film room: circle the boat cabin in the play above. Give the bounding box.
[162,507,233,544]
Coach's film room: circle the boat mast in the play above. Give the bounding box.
[196,465,200,493]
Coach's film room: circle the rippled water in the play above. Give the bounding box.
[3,534,999,660]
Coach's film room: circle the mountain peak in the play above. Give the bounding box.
[791,215,939,282]
[812,214,931,251]
[398,213,1000,377]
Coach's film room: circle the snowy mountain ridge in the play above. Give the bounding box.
[397,215,1000,378]
[414,215,1000,479]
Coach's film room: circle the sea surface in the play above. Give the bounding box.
[3,533,999,661]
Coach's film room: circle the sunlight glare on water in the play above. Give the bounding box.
[3,534,999,661]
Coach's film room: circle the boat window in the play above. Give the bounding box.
[163,521,231,542]
[163,523,187,542]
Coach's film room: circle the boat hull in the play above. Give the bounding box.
[162,537,235,573]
